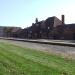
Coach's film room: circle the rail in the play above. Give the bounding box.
[0,37,75,47]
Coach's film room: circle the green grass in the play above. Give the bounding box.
[0,42,75,75]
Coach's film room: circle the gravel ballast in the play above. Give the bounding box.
[0,39,75,59]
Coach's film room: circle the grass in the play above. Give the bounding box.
[0,42,75,75]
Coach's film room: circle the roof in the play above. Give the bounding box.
[65,24,75,30]
[45,16,55,23]
[11,27,22,33]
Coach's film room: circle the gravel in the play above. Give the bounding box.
[0,39,75,58]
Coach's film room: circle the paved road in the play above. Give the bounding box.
[0,39,75,59]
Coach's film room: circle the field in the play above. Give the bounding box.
[0,42,75,75]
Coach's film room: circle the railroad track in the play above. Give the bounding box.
[0,37,75,47]
[0,37,75,59]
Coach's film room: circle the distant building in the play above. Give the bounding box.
[0,26,5,37]
[1,15,75,40]
[63,24,75,40]
[41,16,62,38]
[0,26,22,37]
[11,27,22,37]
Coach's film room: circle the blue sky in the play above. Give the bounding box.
[0,0,75,28]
